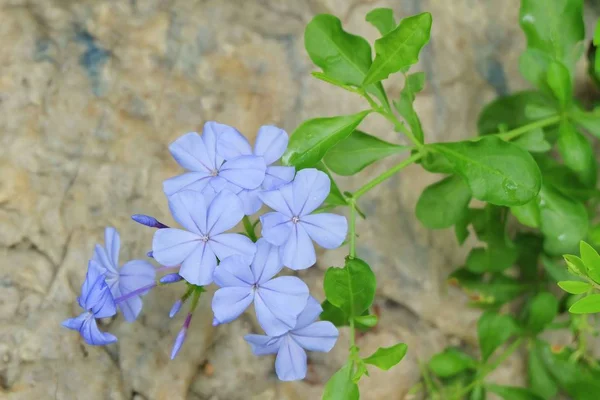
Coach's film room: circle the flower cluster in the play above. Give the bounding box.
[62,122,348,381]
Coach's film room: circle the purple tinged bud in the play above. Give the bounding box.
[212,317,220,327]
[169,300,183,318]
[171,313,192,360]
[160,273,183,284]
[131,214,169,229]
[147,251,154,258]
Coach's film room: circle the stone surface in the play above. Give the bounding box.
[1,0,598,399]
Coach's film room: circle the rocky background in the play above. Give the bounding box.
[1,0,599,399]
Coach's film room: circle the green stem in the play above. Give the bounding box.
[452,338,523,400]
[492,115,562,141]
[354,153,423,199]
[242,215,258,242]
[349,203,357,258]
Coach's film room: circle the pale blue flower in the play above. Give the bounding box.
[152,190,256,286]
[244,296,339,381]
[259,169,348,270]
[212,239,309,335]
[163,122,267,198]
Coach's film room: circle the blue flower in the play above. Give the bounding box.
[62,261,118,345]
[212,238,309,336]
[93,227,156,322]
[259,168,348,270]
[217,125,295,215]
[163,122,267,199]
[244,296,339,381]
[152,190,256,286]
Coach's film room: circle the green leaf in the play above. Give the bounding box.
[526,292,558,333]
[486,384,544,400]
[430,136,542,206]
[528,340,558,399]
[314,162,348,206]
[353,314,378,328]
[563,254,588,277]
[324,257,376,317]
[365,8,396,36]
[546,61,572,107]
[569,294,600,314]
[470,386,486,400]
[512,129,551,153]
[428,348,476,378]
[283,110,370,169]
[558,280,592,294]
[324,130,407,176]
[363,343,408,370]
[320,300,349,326]
[510,199,541,228]
[579,241,600,283]
[363,12,432,85]
[416,175,471,229]
[519,0,584,66]
[477,311,519,361]
[557,121,597,188]
[305,14,389,108]
[466,246,519,274]
[311,72,357,92]
[537,184,588,255]
[420,151,455,174]
[449,269,528,307]
[394,72,425,143]
[570,105,600,139]
[322,362,359,400]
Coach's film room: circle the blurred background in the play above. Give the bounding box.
[1,0,599,399]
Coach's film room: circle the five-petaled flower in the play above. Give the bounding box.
[93,227,156,322]
[62,261,118,345]
[212,238,309,335]
[163,122,267,199]
[244,296,339,381]
[259,168,348,270]
[152,190,256,285]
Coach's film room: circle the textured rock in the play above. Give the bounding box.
[2,0,597,399]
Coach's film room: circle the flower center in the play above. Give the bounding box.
[292,216,300,224]
[210,169,219,177]
[199,234,210,242]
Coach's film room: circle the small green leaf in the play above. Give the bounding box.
[546,61,572,107]
[314,162,348,206]
[394,72,425,143]
[563,254,588,277]
[569,294,600,314]
[510,199,541,228]
[558,280,592,294]
[324,130,407,176]
[363,12,432,85]
[283,110,370,169]
[570,105,600,139]
[353,314,378,328]
[311,72,357,92]
[324,257,376,317]
[428,348,476,378]
[528,340,558,399]
[305,14,389,107]
[449,269,528,307]
[416,175,471,229]
[365,8,396,36]
[557,121,597,188]
[320,300,349,326]
[477,311,519,361]
[466,246,518,274]
[430,136,542,206]
[351,360,369,383]
[526,292,558,333]
[512,129,551,153]
[470,386,486,400]
[363,343,408,370]
[486,384,544,400]
[579,241,600,283]
[322,362,359,400]
[519,49,554,93]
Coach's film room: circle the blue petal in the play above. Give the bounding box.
[168,132,213,172]
[202,122,229,168]
[209,233,256,263]
[301,213,348,249]
[237,188,263,216]
[259,212,292,246]
[275,336,307,381]
[168,190,208,235]
[213,255,254,287]
[291,321,339,352]
[291,168,330,216]
[251,238,283,284]
[206,191,244,235]
[62,313,89,332]
[79,260,107,309]
[254,125,289,165]
[152,228,201,266]
[117,260,156,322]
[211,286,254,324]
[258,185,294,217]
[294,296,323,330]
[79,316,118,346]
[216,125,252,159]
[255,276,309,336]
[219,155,266,190]
[280,223,316,270]
[263,166,295,190]
[104,227,121,268]
[179,242,217,286]
[92,244,117,275]
[163,172,212,197]
[244,334,282,355]
[80,269,116,318]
